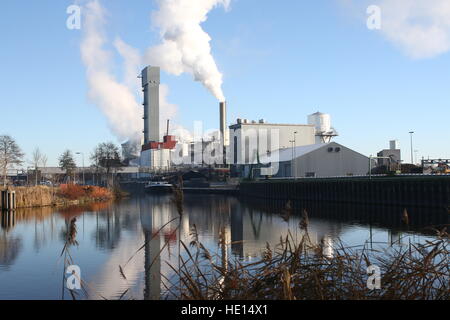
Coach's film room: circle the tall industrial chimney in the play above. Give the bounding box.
[142,66,160,144]
[220,101,229,147]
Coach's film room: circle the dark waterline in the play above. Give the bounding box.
[0,194,446,300]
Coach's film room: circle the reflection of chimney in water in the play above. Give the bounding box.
[230,202,243,258]
[140,197,161,300]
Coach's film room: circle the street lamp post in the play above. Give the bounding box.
[293,131,298,179]
[409,131,414,164]
[289,140,295,178]
[76,152,85,185]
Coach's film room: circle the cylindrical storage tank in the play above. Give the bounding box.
[307,112,331,134]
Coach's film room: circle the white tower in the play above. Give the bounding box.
[142,66,160,144]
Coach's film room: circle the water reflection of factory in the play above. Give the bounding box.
[135,194,343,297]
[137,195,232,299]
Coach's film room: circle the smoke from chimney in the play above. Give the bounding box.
[145,0,229,101]
[80,0,142,142]
[79,0,222,144]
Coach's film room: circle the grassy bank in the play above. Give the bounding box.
[0,184,114,209]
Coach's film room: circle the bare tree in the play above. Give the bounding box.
[31,148,43,186]
[40,154,48,183]
[91,142,122,187]
[0,135,24,187]
[90,149,103,186]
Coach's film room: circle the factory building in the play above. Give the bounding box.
[229,120,315,162]
[377,140,402,166]
[260,142,372,178]
[172,139,222,167]
[140,136,177,170]
[229,112,338,177]
[140,66,177,170]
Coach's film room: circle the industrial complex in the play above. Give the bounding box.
[6,64,435,187]
[125,65,403,180]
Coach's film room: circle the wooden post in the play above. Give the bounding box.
[1,190,16,211]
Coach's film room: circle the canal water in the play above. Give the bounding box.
[0,194,446,300]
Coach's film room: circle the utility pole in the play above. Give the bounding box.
[409,131,414,164]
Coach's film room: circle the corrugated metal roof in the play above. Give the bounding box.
[260,143,331,163]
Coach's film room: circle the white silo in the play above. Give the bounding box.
[308,112,331,134]
[307,112,338,144]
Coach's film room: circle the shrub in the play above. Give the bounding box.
[58,184,113,201]
[58,184,85,200]
[86,186,113,200]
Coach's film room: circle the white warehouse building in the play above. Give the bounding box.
[228,112,339,177]
[260,142,372,178]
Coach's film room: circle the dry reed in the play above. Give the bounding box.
[166,226,449,300]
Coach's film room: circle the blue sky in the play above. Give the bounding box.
[1,0,449,166]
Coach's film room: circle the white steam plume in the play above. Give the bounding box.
[379,0,450,59]
[114,38,142,91]
[80,0,142,141]
[145,0,229,101]
[80,0,205,144]
[344,0,450,59]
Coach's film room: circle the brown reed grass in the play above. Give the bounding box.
[166,226,449,300]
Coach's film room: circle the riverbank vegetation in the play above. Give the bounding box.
[166,226,449,300]
[0,184,115,209]
[58,184,113,201]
